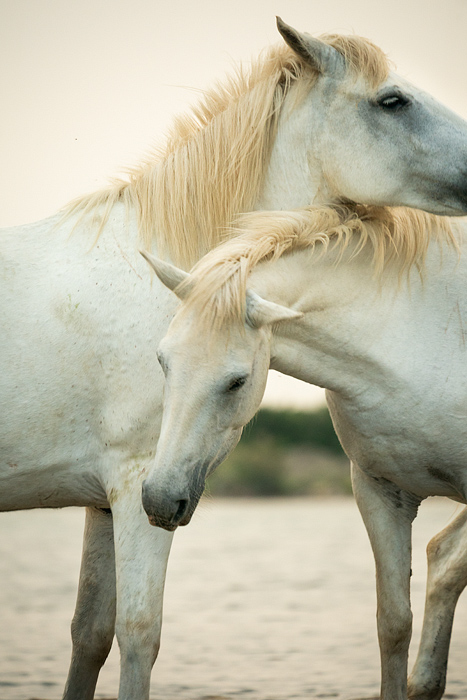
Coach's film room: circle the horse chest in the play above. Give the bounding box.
[327,383,467,502]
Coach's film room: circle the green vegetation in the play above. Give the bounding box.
[206,406,351,497]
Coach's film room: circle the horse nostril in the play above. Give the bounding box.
[174,498,189,522]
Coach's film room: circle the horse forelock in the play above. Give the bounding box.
[63,35,390,268]
[323,34,390,89]
[176,206,455,332]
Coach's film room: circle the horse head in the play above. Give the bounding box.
[139,253,301,530]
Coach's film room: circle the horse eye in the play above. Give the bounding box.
[226,375,248,393]
[377,93,409,111]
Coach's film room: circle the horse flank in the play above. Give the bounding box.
[64,35,390,269]
[178,205,455,330]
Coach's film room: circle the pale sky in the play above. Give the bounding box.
[2,0,467,409]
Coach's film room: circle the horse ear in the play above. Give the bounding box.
[140,250,194,300]
[276,17,345,77]
[246,290,303,328]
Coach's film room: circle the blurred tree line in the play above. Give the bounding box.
[206,406,351,497]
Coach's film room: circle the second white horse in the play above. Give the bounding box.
[145,204,467,700]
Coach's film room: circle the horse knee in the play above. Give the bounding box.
[116,617,162,667]
[70,612,114,667]
[378,603,412,652]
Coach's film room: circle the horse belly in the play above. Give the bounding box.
[0,462,109,511]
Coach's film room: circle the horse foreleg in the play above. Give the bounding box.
[351,462,421,700]
[111,488,174,700]
[408,506,467,700]
[63,506,116,700]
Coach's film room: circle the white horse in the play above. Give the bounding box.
[3,17,467,699]
[143,204,467,700]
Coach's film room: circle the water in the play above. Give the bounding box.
[0,497,466,700]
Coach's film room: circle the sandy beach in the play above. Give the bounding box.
[0,498,466,700]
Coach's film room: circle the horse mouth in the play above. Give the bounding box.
[147,514,176,531]
[147,509,193,531]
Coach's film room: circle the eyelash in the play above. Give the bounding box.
[227,376,247,392]
[377,94,410,111]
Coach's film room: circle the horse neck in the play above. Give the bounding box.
[254,94,324,211]
[250,244,402,396]
[255,227,467,402]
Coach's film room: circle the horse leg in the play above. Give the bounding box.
[351,462,421,700]
[63,506,116,700]
[110,487,174,700]
[408,506,467,700]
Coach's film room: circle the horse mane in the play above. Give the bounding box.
[64,34,390,269]
[178,205,455,329]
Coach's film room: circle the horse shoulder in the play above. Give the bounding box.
[0,207,174,506]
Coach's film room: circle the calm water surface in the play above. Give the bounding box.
[0,497,466,700]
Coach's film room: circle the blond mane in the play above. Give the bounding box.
[179,205,455,329]
[64,34,390,269]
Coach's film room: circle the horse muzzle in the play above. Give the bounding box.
[141,479,197,530]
